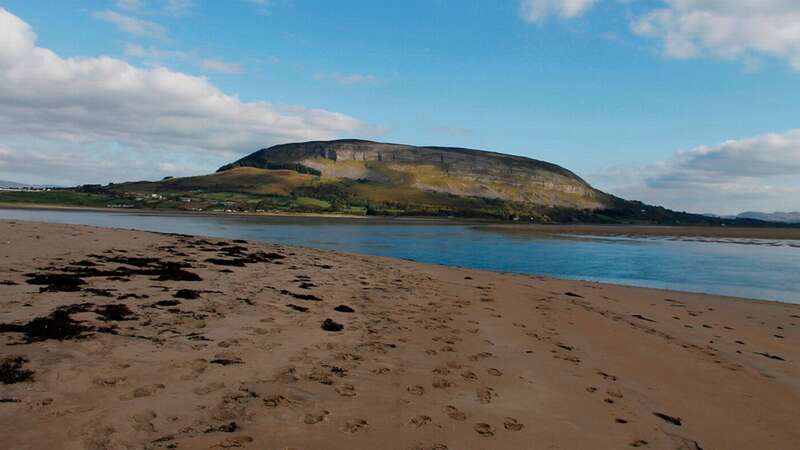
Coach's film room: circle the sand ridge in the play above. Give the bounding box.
[0,220,798,449]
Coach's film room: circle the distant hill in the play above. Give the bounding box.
[0,180,29,188]
[0,180,55,189]
[736,211,800,223]
[2,139,793,225]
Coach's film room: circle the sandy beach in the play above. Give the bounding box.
[0,220,798,450]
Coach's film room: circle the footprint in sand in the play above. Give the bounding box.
[341,418,369,434]
[131,409,157,433]
[432,377,454,389]
[121,384,165,400]
[411,444,449,450]
[443,405,466,421]
[335,383,357,397]
[263,395,293,408]
[214,436,254,449]
[193,382,226,395]
[503,417,524,431]
[476,386,496,404]
[469,352,493,362]
[473,423,496,437]
[461,371,478,382]
[487,368,503,376]
[407,385,426,395]
[302,410,330,425]
[408,415,432,428]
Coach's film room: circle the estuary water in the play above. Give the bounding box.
[1,208,798,304]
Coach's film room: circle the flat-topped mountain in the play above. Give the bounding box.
[9,139,785,225]
[218,139,608,210]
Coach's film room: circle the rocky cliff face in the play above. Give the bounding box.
[219,139,608,208]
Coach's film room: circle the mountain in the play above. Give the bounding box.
[0,180,27,188]
[736,211,800,223]
[218,139,610,210]
[6,139,787,225]
[0,180,55,189]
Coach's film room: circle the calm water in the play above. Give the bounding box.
[1,208,799,303]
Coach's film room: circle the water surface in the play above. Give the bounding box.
[1,208,798,303]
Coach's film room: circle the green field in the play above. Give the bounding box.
[0,190,116,208]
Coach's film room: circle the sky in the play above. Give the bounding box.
[0,0,799,215]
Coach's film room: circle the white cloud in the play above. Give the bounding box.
[632,0,800,71]
[93,10,167,39]
[124,43,190,60]
[590,129,800,214]
[313,71,382,86]
[198,58,244,74]
[519,0,598,23]
[0,8,369,184]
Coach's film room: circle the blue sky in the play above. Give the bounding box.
[1,1,799,214]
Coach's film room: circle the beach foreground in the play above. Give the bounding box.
[0,221,798,449]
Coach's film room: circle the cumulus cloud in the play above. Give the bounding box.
[198,58,244,74]
[632,0,800,71]
[590,129,800,214]
[0,8,369,184]
[313,71,382,86]
[519,0,598,23]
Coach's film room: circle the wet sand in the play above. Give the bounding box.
[0,220,798,450]
[488,224,800,240]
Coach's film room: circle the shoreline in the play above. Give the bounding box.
[1,218,789,307]
[1,221,798,449]
[0,203,494,224]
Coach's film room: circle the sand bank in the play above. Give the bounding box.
[487,223,800,240]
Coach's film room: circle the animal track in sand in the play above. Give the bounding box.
[443,405,466,421]
[473,423,496,437]
[503,417,524,431]
[487,368,502,376]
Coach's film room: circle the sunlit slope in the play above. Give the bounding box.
[219,139,611,210]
